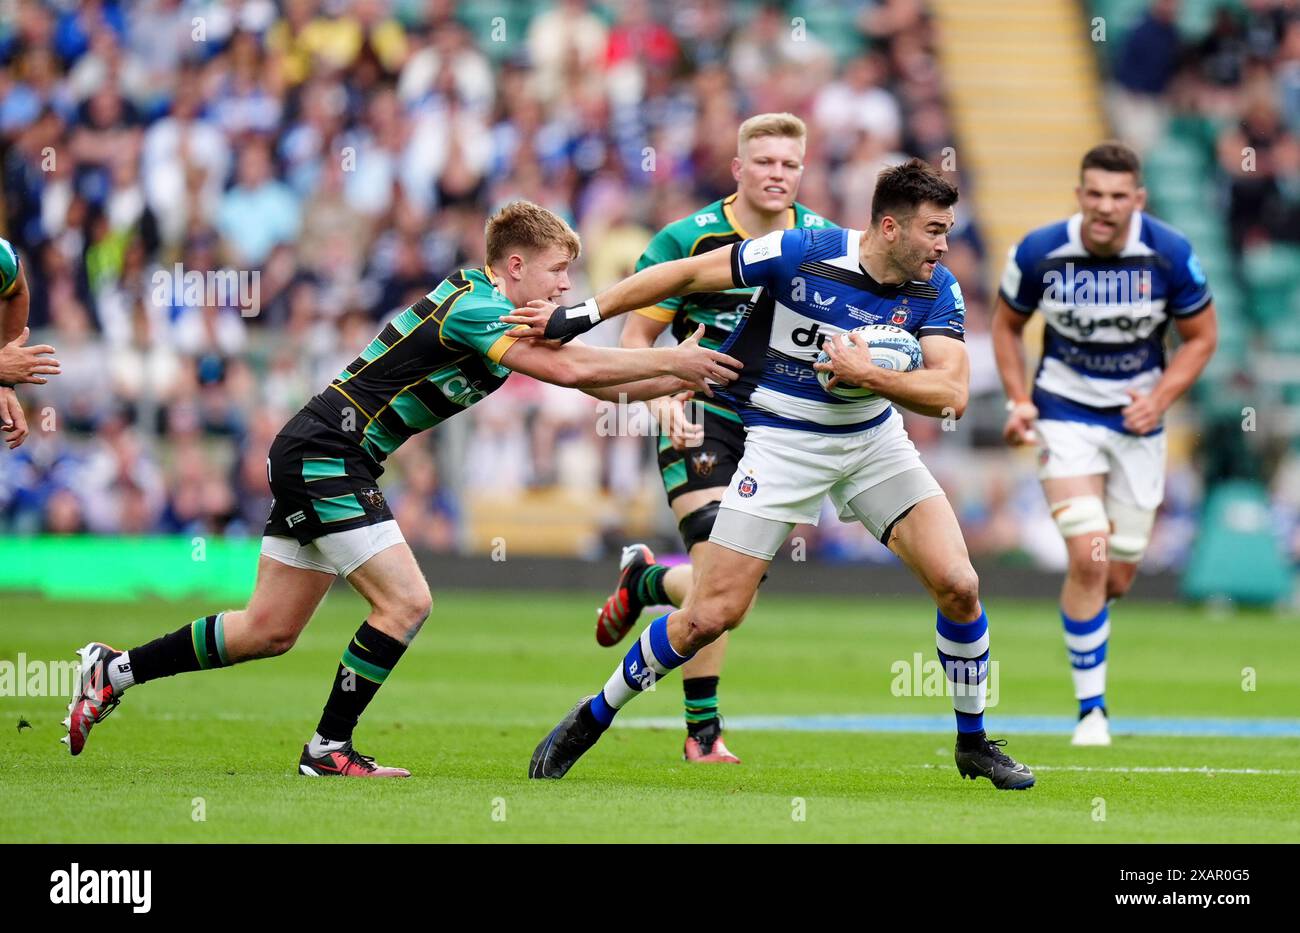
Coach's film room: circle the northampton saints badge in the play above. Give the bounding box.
[359,487,386,510]
[691,451,718,477]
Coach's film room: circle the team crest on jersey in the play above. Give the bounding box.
[737,474,758,498]
[890,306,909,325]
[359,488,386,510]
[691,451,718,477]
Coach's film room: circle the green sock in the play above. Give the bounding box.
[684,676,720,736]
[636,563,673,607]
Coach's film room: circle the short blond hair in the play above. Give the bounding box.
[485,200,581,265]
[737,112,807,154]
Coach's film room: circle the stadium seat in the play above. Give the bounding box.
[1242,243,1300,328]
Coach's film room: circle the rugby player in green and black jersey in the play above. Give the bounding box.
[594,113,831,764]
[62,202,742,777]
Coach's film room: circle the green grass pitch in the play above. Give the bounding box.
[2,591,1298,842]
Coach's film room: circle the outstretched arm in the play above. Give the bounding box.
[497,325,740,397]
[500,245,738,342]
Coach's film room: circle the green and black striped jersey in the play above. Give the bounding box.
[633,194,831,349]
[305,267,520,464]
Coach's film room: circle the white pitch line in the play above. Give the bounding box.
[1035,765,1300,776]
[916,764,1300,775]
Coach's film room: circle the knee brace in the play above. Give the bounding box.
[1049,495,1110,540]
[1106,496,1155,563]
[677,501,721,551]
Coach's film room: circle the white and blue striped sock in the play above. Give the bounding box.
[589,614,693,727]
[936,609,990,734]
[1062,606,1109,715]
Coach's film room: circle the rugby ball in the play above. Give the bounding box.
[815,324,923,400]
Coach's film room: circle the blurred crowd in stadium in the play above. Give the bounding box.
[0,0,1293,569]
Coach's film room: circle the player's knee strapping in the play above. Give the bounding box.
[1050,495,1110,541]
[1106,497,1155,563]
[590,614,694,726]
[677,501,721,551]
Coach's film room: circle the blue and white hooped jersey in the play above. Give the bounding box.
[999,211,1211,435]
[720,226,966,434]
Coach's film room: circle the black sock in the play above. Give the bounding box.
[130,614,230,684]
[683,675,720,737]
[315,622,408,743]
[956,729,986,751]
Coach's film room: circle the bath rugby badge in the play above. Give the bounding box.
[738,475,758,498]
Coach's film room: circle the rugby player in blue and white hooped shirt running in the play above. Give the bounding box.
[992,142,1218,747]
[508,159,1036,790]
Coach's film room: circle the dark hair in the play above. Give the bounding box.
[1080,142,1142,182]
[871,158,959,226]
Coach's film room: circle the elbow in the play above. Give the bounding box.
[947,387,969,421]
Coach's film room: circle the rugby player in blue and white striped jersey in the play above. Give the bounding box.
[992,142,1218,747]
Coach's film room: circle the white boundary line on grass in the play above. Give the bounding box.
[1032,765,1300,776]
[915,764,1300,776]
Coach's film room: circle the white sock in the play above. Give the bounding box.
[107,652,135,692]
[308,733,350,758]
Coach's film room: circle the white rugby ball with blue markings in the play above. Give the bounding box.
[815,324,923,400]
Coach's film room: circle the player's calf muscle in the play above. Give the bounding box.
[1106,561,1138,600]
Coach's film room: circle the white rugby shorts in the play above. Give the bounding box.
[1035,419,1166,511]
[711,412,944,560]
